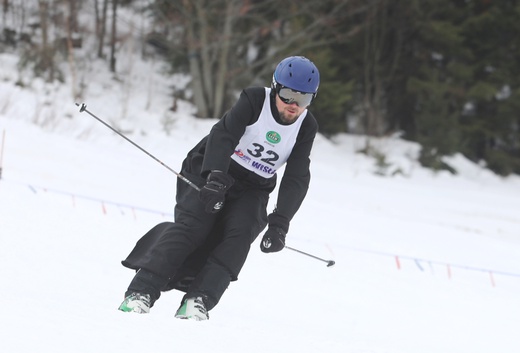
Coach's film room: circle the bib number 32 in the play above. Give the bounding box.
[247,143,279,166]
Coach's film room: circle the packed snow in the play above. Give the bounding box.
[1,52,520,353]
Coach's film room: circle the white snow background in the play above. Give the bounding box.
[1,45,520,353]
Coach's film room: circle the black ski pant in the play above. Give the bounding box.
[123,159,274,310]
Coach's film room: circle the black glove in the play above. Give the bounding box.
[260,211,289,253]
[260,226,286,253]
[199,171,234,213]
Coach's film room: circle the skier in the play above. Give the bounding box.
[118,56,320,320]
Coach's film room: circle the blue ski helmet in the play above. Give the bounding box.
[272,56,320,94]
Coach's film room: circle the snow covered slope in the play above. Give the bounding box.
[1,52,520,353]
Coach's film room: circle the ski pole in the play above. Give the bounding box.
[285,245,336,267]
[75,103,200,192]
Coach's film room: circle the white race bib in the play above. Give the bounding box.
[231,88,307,178]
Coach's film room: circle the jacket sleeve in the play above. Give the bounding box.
[201,87,265,177]
[271,113,318,231]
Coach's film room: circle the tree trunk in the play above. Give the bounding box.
[96,0,109,58]
[38,0,54,82]
[2,0,9,22]
[363,1,386,136]
[109,0,117,72]
[213,0,239,119]
[68,0,78,32]
[186,20,208,118]
[184,0,208,118]
[66,0,78,99]
[194,1,213,115]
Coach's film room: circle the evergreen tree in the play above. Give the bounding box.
[458,1,520,175]
[403,0,470,171]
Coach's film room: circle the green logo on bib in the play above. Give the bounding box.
[266,131,281,144]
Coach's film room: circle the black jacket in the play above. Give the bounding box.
[191,86,318,227]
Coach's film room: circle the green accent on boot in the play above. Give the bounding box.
[175,300,188,317]
[118,300,134,312]
[175,297,209,320]
[118,293,151,314]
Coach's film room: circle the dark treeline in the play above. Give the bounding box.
[2,0,519,175]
